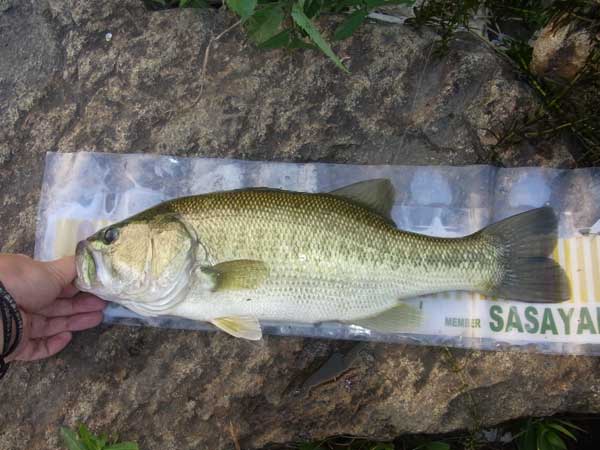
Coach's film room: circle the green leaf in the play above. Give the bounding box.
[96,433,108,449]
[371,443,394,450]
[258,28,318,51]
[424,442,451,450]
[546,424,577,441]
[104,443,139,450]
[537,429,552,450]
[545,431,566,450]
[226,0,257,19]
[180,0,208,7]
[304,0,323,18]
[247,6,284,44]
[555,419,586,433]
[288,35,318,50]
[517,420,537,450]
[258,29,292,48]
[291,3,348,72]
[331,0,362,11]
[60,428,86,450]
[368,0,413,5]
[77,425,97,450]
[334,9,368,40]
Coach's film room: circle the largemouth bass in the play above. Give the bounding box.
[74,179,570,340]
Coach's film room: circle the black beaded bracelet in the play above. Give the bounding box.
[0,281,23,379]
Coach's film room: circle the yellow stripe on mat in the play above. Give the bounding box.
[564,238,576,303]
[593,237,600,304]
[555,238,569,303]
[554,236,600,305]
[580,237,592,304]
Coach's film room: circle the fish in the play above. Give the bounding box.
[74,179,570,340]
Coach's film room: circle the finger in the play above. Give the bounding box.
[37,294,107,317]
[59,282,80,299]
[43,256,77,291]
[29,311,104,339]
[10,332,72,361]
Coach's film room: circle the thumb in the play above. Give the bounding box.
[0,254,78,313]
[42,256,77,292]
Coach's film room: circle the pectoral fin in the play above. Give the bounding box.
[330,179,395,222]
[349,302,423,333]
[201,260,269,292]
[211,316,263,340]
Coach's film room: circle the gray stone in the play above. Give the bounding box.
[531,19,595,81]
[0,1,592,450]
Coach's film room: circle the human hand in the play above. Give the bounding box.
[0,254,107,361]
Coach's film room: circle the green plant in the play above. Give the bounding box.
[60,424,138,450]
[149,0,414,70]
[147,0,599,162]
[232,0,416,71]
[514,418,583,450]
[411,0,482,54]
[295,437,396,450]
[413,441,451,450]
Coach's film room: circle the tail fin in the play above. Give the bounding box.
[482,207,570,303]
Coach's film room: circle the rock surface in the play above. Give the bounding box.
[0,1,594,450]
[531,19,595,81]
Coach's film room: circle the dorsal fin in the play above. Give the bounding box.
[329,179,396,222]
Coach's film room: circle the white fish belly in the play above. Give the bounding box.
[169,277,402,324]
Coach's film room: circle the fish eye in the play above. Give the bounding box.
[102,227,119,245]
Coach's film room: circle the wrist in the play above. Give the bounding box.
[0,253,30,304]
[0,279,24,378]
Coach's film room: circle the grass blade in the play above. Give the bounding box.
[291,3,348,72]
[546,424,577,441]
[104,443,139,450]
[517,420,537,450]
[545,431,567,450]
[77,424,96,449]
[60,427,86,450]
[556,419,587,433]
[425,442,451,450]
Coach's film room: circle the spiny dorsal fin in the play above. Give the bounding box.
[211,316,263,340]
[201,260,269,292]
[329,179,396,221]
[348,302,423,333]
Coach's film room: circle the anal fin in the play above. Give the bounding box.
[348,302,423,333]
[211,316,263,340]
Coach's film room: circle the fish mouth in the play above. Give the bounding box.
[75,240,97,290]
